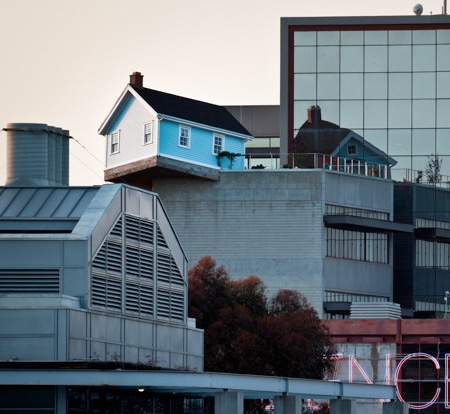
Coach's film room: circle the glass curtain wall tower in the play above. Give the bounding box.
[281,15,450,182]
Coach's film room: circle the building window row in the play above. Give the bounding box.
[325,290,388,303]
[326,228,389,264]
[416,217,450,230]
[178,126,225,155]
[415,239,450,269]
[326,204,389,220]
[293,29,450,47]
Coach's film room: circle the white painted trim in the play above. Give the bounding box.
[159,114,252,141]
[212,133,225,155]
[110,130,120,155]
[104,151,220,171]
[106,152,158,170]
[178,125,191,149]
[144,121,154,145]
[98,85,158,135]
[159,153,221,170]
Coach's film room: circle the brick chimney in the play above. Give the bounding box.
[129,72,144,88]
[307,105,322,126]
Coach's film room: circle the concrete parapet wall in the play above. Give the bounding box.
[0,308,203,371]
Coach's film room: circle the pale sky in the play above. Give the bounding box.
[0,0,446,186]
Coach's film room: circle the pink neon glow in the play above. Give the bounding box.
[394,352,441,410]
[349,355,372,384]
[446,354,450,409]
[386,354,392,385]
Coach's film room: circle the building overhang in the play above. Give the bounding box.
[323,215,414,233]
[415,227,450,241]
[104,155,220,186]
[0,366,397,400]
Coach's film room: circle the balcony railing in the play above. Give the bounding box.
[243,152,390,179]
[393,168,450,188]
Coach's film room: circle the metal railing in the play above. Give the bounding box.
[394,168,450,188]
[243,152,389,179]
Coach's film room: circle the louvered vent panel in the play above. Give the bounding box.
[106,242,122,273]
[125,215,140,242]
[157,254,172,283]
[157,288,171,319]
[110,217,123,238]
[92,273,122,311]
[125,215,154,246]
[0,269,59,293]
[93,241,122,274]
[140,219,154,245]
[157,255,184,287]
[169,257,184,287]
[125,281,153,316]
[157,288,184,321]
[126,246,153,279]
[170,288,185,321]
[92,244,107,271]
[157,225,169,249]
[126,245,141,278]
[140,249,154,278]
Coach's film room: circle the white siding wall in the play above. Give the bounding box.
[105,95,158,169]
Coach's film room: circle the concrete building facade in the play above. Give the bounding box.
[152,169,407,318]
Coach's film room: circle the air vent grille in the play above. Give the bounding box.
[0,269,59,293]
[92,273,122,311]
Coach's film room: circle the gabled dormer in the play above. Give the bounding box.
[99,73,252,188]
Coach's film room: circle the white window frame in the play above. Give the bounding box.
[110,131,120,154]
[178,125,191,148]
[213,133,225,155]
[144,122,153,145]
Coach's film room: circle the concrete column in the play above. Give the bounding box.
[55,386,68,414]
[383,401,409,414]
[274,395,302,414]
[214,391,243,414]
[330,398,357,414]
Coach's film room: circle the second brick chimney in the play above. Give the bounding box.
[307,105,322,126]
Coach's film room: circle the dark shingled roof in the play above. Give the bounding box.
[132,86,251,136]
[294,118,350,154]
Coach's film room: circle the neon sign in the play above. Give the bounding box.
[333,352,447,410]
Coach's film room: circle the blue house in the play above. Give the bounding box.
[99,72,252,186]
[293,106,397,178]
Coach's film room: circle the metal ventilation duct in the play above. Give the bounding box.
[5,123,70,187]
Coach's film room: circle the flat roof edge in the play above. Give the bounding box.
[281,15,450,26]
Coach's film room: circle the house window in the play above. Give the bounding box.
[144,122,153,144]
[347,144,356,155]
[213,134,224,155]
[110,131,120,154]
[179,126,190,148]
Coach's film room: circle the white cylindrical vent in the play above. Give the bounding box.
[5,123,70,187]
[61,129,70,186]
[54,126,63,185]
[47,125,56,185]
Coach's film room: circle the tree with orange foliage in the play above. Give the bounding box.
[188,256,333,379]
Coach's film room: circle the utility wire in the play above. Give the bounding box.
[70,136,105,167]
